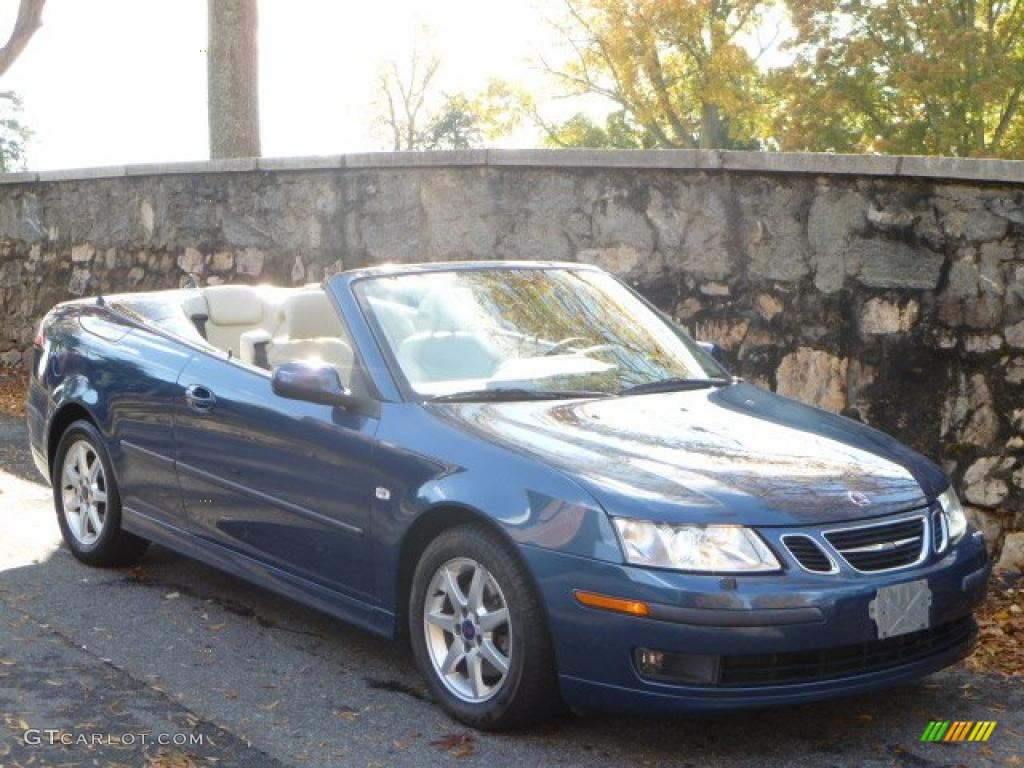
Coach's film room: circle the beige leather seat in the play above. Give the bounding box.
[201,285,271,356]
[397,288,499,384]
[266,291,354,386]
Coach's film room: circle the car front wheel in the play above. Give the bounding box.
[409,524,560,730]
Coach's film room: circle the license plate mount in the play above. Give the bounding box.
[868,579,932,639]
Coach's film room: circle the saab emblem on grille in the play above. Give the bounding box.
[848,491,871,507]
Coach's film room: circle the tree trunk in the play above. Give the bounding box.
[207,0,260,159]
[0,0,46,78]
[700,103,724,149]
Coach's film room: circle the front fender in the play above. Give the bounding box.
[371,403,623,612]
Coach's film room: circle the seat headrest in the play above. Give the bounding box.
[417,287,481,332]
[279,291,340,339]
[204,285,264,326]
[181,292,209,318]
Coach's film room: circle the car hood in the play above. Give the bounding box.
[427,382,947,526]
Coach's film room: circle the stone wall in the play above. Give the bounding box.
[1,149,1022,569]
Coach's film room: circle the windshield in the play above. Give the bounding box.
[354,267,728,399]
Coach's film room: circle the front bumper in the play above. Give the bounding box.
[521,529,989,716]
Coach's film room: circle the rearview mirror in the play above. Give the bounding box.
[697,340,725,363]
[271,361,375,415]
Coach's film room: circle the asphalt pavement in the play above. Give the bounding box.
[0,415,1020,768]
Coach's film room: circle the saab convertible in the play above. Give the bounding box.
[26,261,989,730]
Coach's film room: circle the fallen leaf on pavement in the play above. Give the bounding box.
[964,574,1024,677]
[0,371,27,418]
[125,565,150,583]
[144,747,201,768]
[335,706,359,722]
[3,715,31,730]
[430,732,476,758]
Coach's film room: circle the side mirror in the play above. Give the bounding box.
[271,361,376,415]
[697,340,725,363]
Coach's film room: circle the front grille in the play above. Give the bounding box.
[783,534,833,572]
[718,617,974,686]
[824,517,925,572]
[931,506,948,554]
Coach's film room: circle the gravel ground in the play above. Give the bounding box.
[0,415,1021,768]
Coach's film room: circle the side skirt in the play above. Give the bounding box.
[121,506,397,639]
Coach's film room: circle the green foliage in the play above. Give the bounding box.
[542,110,652,148]
[423,95,482,150]
[539,0,776,149]
[416,82,527,150]
[0,91,30,172]
[775,0,1024,158]
[373,35,524,151]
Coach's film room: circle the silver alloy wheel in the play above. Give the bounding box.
[60,439,108,546]
[423,557,513,703]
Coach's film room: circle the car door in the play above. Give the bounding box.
[172,350,380,600]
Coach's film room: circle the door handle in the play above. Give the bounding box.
[185,384,217,412]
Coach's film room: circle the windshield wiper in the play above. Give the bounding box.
[619,377,731,396]
[428,388,613,403]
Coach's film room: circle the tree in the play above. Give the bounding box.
[422,95,482,150]
[0,91,31,171]
[775,0,1024,158]
[540,110,651,148]
[538,0,776,149]
[373,37,521,151]
[208,0,260,158]
[0,0,45,78]
[374,33,442,151]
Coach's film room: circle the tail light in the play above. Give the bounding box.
[33,311,53,348]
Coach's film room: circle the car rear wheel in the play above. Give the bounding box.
[409,524,561,730]
[53,421,149,567]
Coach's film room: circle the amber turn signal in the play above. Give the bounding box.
[574,590,650,617]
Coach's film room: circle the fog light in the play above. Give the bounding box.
[634,648,720,685]
[637,648,665,675]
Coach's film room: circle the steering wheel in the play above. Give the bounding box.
[544,336,590,356]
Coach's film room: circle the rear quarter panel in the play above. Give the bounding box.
[36,304,195,528]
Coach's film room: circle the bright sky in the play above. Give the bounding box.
[0,1,789,171]
[0,0,566,170]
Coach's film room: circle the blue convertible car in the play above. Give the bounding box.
[27,261,989,729]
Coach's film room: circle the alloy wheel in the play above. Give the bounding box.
[423,557,513,703]
[60,439,108,546]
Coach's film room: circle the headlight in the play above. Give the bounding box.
[612,518,781,573]
[938,487,967,543]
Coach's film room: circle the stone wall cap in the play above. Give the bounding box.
[256,155,345,171]
[36,166,126,182]
[4,149,1023,184]
[124,157,259,176]
[0,170,39,184]
[343,149,488,168]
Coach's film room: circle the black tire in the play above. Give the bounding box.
[52,420,149,567]
[408,523,561,730]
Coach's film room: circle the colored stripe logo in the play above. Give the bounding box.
[921,721,997,742]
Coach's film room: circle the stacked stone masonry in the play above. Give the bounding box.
[0,149,1021,569]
